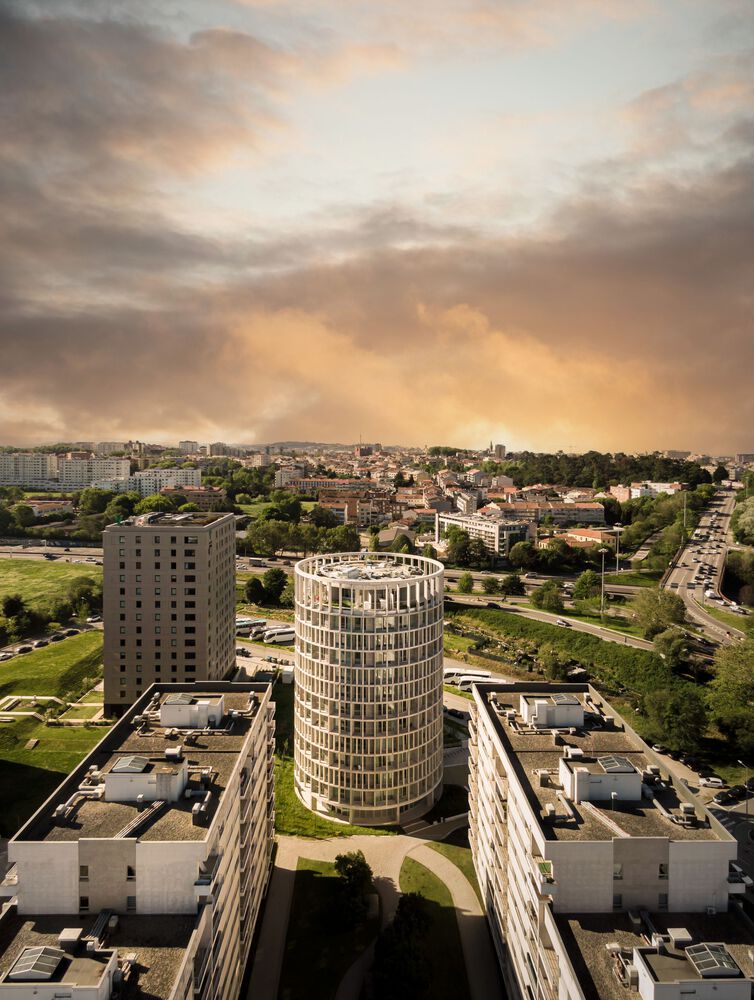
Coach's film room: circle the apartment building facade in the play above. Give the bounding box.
[435,511,530,556]
[59,458,131,489]
[469,682,751,1000]
[0,682,275,1000]
[0,453,58,488]
[294,552,445,825]
[102,513,236,715]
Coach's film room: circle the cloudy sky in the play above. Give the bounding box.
[1,0,752,453]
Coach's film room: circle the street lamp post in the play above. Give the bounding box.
[599,547,609,619]
[614,523,623,573]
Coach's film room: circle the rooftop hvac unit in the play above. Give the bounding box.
[165,746,183,762]
[680,802,695,815]
[603,715,614,727]
[543,803,557,820]
[606,942,622,954]
[564,746,584,759]
[626,965,639,989]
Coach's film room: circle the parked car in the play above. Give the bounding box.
[86,615,102,623]
[651,744,668,754]
[698,776,724,788]
[49,633,64,642]
[0,653,13,663]
[16,645,32,654]
[64,628,79,637]
[236,647,251,658]
[728,785,748,800]
[33,639,49,649]
[712,791,733,806]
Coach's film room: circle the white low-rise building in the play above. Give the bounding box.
[0,682,275,1000]
[435,511,530,556]
[469,682,753,1000]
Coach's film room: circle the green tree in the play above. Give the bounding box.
[446,528,470,566]
[334,849,373,897]
[309,505,339,528]
[501,572,525,596]
[653,628,689,672]
[12,504,35,528]
[712,464,729,483]
[421,543,437,559]
[279,579,295,609]
[573,569,600,600]
[179,503,199,512]
[244,576,266,605]
[2,594,27,619]
[236,493,252,505]
[134,494,174,515]
[467,537,490,568]
[708,638,754,754]
[538,644,571,680]
[457,572,474,594]
[482,576,501,594]
[508,540,537,570]
[78,487,116,514]
[646,685,708,750]
[531,580,564,613]
[262,568,288,604]
[247,519,288,556]
[634,589,686,639]
[391,533,415,554]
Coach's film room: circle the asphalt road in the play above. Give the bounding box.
[662,491,747,644]
[448,593,654,650]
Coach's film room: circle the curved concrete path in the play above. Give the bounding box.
[246,831,502,1000]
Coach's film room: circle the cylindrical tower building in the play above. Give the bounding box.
[294,552,444,826]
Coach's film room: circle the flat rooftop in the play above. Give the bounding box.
[312,557,431,582]
[0,910,194,1000]
[478,684,725,842]
[108,512,230,528]
[556,911,754,1000]
[18,688,266,844]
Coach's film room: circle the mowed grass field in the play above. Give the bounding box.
[0,716,110,835]
[0,559,102,614]
[0,630,103,699]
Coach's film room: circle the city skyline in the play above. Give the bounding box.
[1,1,752,452]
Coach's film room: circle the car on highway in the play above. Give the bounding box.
[698,776,724,788]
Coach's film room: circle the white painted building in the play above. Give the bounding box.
[59,458,131,489]
[469,682,753,1000]
[294,552,445,825]
[0,453,58,488]
[0,682,275,1000]
[435,511,529,556]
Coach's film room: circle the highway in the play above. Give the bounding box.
[662,490,747,644]
[447,593,654,650]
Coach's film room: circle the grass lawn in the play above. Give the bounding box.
[562,607,644,639]
[0,560,102,617]
[239,499,317,519]
[271,684,394,839]
[428,840,482,906]
[398,857,471,1000]
[444,684,474,700]
[604,571,662,588]
[693,599,752,634]
[278,858,379,1000]
[59,703,103,720]
[79,690,103,704]
[0,631,103,700]
[0,715,111,835]
[443,633,476,656]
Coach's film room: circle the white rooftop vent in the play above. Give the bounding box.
[668,928,693,948]
[58,928,83,952]
[165,746,183,762]
[564,746,584,759]
[8,946,65,981]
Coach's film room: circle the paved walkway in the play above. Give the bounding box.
[246,831,502,1000]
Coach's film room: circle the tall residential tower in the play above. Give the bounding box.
[294,552,444,826]
[103,513,236,715]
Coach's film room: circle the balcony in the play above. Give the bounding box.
[728,863,752,894]
[0,864,18,899]
[532,860,557,897]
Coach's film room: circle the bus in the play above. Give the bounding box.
[443,666,490,685]
[457,673,491,691]
[263,627,295,644]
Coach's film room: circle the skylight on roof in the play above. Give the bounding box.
[112,755,149,773]
[598,755,635,774]
[686,943,741,977]
[8,946,65,981]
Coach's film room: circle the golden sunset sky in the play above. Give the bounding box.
[1,0,752,451]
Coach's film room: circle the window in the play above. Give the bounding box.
[127,895,136,913]
[613,894,622,910]
[119,575,125,583]
[120,678,126,686]
[79,896,89,912]
[120,691,126,699]
[658,893,668,910]
[659,863,669,880]
[119,626,126,634]
[127,866,136,880]
[79,865,89,881]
